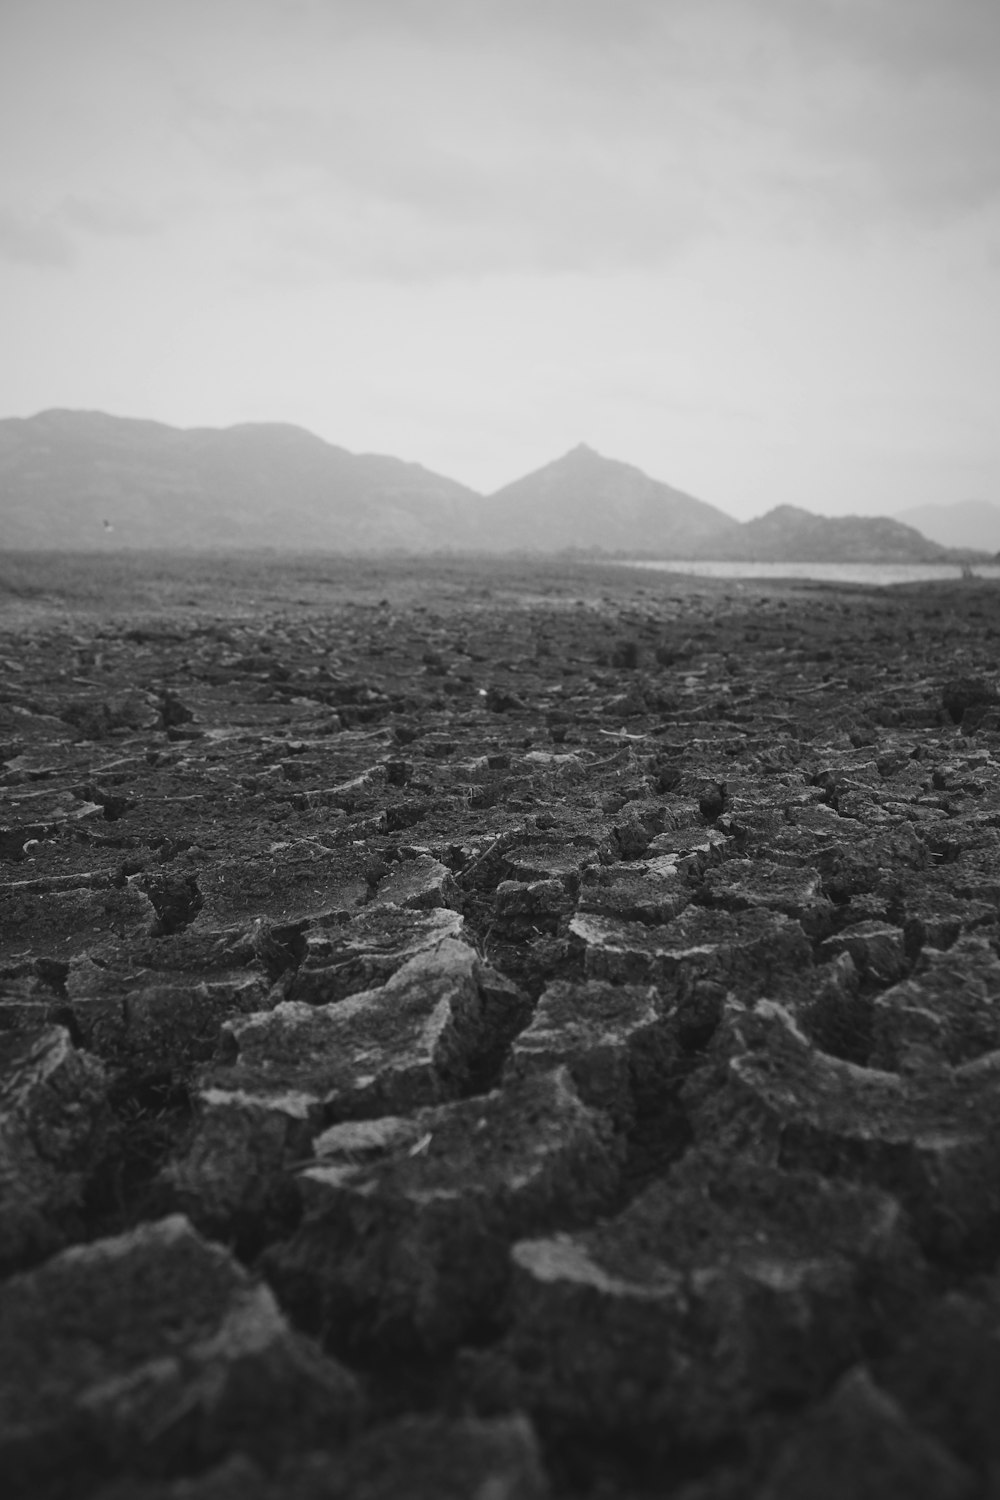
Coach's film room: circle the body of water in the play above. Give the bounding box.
[623,560,1000,588]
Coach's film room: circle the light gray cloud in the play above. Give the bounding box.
[59,196,161,237]
[7,0,1000,288]
[165,0,1000,287]
[0,196,160,272]
[0,208,76,268]
[765,0,1000,82]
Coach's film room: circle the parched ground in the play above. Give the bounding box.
[3,552,1000,1499]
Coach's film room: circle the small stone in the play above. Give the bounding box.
[485,686,526,713]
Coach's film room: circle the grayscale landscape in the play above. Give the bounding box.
[3,2,1000,1498]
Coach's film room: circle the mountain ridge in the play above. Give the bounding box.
[0,409,989,562]
[480,442,737,555]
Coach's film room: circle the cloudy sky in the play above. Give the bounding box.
[2,0,999,518]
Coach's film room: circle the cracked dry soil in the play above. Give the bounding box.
[3,552,1000,1499]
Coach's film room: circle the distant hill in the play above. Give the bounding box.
[481,444,736,554]
[0,410,990,563]
[895,500,1000,554]
[0,409,478,551]
[713,505,965,564]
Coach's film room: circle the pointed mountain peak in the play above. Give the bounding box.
[547,442,630,474]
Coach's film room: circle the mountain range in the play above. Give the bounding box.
[0,409,990,563]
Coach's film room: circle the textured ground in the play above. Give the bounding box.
[3,553,1000,1499]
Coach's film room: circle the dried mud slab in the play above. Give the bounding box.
[266,1066,622,1354]
[0,1023,110,1272]
[164,938,527,1241]
[0,1214,360,1498]
[4,556,1000,1496]
[690,1001,1000,1258]
[503,978,676,1128]
[487,1148,916,1453]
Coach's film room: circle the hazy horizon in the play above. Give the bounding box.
[6,405,1000,529]
[3,1,999,521]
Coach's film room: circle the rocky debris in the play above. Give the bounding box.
[266,1068,622,1353]
[6,558,1000,1494]
[491,1149,914,1451]
[0,1214,360,1497]
[0,1023,110,1272]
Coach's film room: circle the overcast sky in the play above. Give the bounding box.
[2,0,999,518]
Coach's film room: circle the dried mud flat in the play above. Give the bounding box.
[3,552,1000,1500]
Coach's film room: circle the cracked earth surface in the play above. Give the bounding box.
[3,553,1000,1498]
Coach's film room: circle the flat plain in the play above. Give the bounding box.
[3,550,1000,1499]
